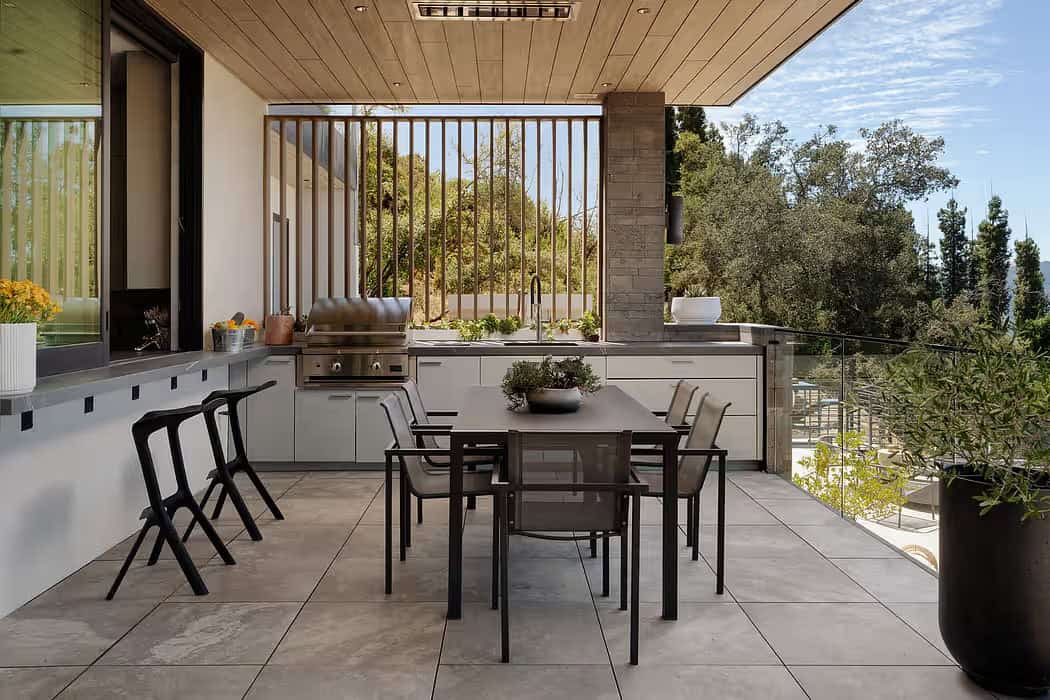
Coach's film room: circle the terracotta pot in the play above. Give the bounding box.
[264,315,295,345]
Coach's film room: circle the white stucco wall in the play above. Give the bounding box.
[202,53,265,342]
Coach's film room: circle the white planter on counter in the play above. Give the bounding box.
[670,296,721,324]
[0,322,36,394]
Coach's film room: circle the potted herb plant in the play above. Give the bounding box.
[501,355,601,413]
[0,279,60,394]
[882,329,1050,696]
[670,284,721,324]
[576,311,601,342]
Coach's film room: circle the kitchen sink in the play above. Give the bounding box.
[501,341,579,346]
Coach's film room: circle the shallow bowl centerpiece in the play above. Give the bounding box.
[502,356,601,414]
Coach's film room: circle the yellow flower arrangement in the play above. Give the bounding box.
[212,318,258,331]
[0,279,61,325]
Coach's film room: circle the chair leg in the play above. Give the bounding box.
[589,531,597,558]
[630,491,641,665]
[691,496,700,562]
[601,534,610,597]
[106,522,152,600]
[241,462,284,520]
[182,477,219,543]
[219,474,263,542]
[186,501,236,565]
[211,485,228,520]
[385,453,393,595]
[158,511,208,596]
[620,523,628,611]
[403,472,412,550]
[500,492,510,663]
[399,467,408,562]
[146,529,166,566]
[685,495,694,547]
[418,496,424,525]
[491,495,500,610]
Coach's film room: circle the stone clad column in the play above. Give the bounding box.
[602,92,666,341]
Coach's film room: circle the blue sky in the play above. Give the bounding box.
[708,0,1050,256]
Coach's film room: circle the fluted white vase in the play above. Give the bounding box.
[0,323,37,394]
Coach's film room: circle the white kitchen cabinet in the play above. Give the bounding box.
[294,390,357,462]
[354,390,394,464]
[246,355,296,462]
[610,378,757,415]
[414,356,481,412]
[606,354,757,380]
[480,355,606,386]
[717,415,759,460]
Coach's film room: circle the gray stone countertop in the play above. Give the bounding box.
[0,345,298,416]
[407,340,763,356]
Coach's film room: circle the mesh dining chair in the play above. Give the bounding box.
[633,393,730,562]
[401,378,498,521]
[491,431,647,665]
[379,394,499,601]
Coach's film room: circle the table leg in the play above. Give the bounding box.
[448,435,464,620]
[717,453,726,595]
[662,437,678,620]
[385,453,392,595]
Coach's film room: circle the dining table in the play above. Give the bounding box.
[445,384,727,621]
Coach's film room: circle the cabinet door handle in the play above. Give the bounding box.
[670,359,695,364]
[358,395,379,401]
[266,357,293,365]
[328,394,354,401]
[419,360,443,366]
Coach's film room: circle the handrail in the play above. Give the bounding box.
[766,326,962,353]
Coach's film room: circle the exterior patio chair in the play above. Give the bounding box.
[491,430,647,665]
[401,378,498,521]
[633,393,731,562]
[379,394,498,600]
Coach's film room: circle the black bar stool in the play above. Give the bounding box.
[107,400,235,600]
[181,381,283,542]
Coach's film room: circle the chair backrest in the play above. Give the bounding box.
[401,379,440,449]
[679,393,730,493]
[505,431,633,534]
[379,393,430,485]
[666,379,699,426]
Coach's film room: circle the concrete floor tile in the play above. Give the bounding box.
[725,553,874,603]
[790,666,993,699]
[0,666,83,699]
[885,603,951,657]
[729,473,812,500]
[756,499,843,525]
[260,497,369,525]
[701,525,814,559]
[832,557,939,603]
[616,665,807,699]
[245,667,434,700]
[433,664,620,700]
[791,522,900,558]
[57,666,260,700]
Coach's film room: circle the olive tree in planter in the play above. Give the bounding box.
[882,330,1050,696]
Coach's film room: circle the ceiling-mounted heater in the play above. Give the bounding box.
[411,1,580,21]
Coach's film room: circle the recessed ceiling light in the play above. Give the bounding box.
[636,7,650,14]
[392,81,402,87]
[353,4,367,11]
[600,82,612,87]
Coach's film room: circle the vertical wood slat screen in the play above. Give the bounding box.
[0,118,98,299]
[263,115,601,325]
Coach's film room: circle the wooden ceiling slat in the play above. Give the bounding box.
[385,21,439,101]
[232,18,323,98]
[502,24,532,103]
[676,0,795,103]
[609,0,664,56]
[474,23,502,62]
[525,22,560,102]
[479,61,503,103]
[344,0,401,64]
[694,0,826,104]
[419,40,457,102]
[647,0,700,36]
[546,0,596,101]
[617,35,670,91]
[715,0,853,105]
[310,0,393,101]
[685,0,765,62]
[211,0,255,22]
[640,0,727,92]
[300,59,348,100]
[248,0,318,60]
[570,0,632,98]
[374,0,412,22]
[444,23,480,101]
[282,0,371,100]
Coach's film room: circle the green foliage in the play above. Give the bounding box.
[794,432,909,520]
[666,116,957,338]
[938,198,970,304]
[1019,315,1050,354]
[881,329,1050,519]
[501,355,602,409]
[1013,237,1048,326]
[497,315,522,335]
[914,298,984,346]
[480,313,501,335]
[974,196,1012,329]
[576,310,600,339]
[458,320,486,341]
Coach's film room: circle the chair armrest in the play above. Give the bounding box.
[385,446,453,458]
[411,425,453,436]
[651,410,669,417]
[427,410,459,417]
[630,446,728,457]
[674,425,691,435]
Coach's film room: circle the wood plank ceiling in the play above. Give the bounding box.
[143,0,858,106]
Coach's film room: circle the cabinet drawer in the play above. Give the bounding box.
[609,378,757,415]
[294,390,356,462]
[481,356,606,386]
[606,354,758,379]
[354,391,394,464]
[414,356,481,412]
[246,356,296,462]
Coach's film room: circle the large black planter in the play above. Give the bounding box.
[939,476,1050,696]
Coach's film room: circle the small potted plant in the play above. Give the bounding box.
[882,329,1050,696]
[670,284,721,324]
[501,355,602,413]
[0,279,61,394]
[211,313,256,352]
[576,311,601,342]
[264,307,295,345]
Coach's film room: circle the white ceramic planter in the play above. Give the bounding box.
[670,296,722,324]
[0,323,37,394]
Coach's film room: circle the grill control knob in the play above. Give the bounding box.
[330,360,343,373]
[370,361,383,372]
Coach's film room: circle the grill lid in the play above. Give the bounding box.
[301,297,412,347]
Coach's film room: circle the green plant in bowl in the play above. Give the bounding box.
[501,355,601,410]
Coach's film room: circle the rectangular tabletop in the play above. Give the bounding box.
[451,385,677,438]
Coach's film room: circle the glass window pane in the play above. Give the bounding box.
[0,0,102,347]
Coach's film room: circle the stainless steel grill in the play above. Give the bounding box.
[297,297,411,386]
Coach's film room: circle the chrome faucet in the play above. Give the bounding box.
[529,274,543,343]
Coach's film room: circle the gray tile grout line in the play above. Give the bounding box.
[577,529,625,700]
[237,475,384,700]
[430,498,471,700]
[727,474,954,667]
